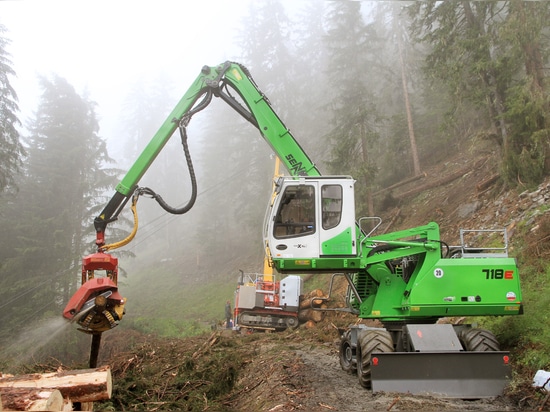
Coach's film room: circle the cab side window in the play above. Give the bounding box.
[321,185,342,230]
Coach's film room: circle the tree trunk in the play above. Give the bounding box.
[397,27,421,176]
[359,124,375,218]
[515,2,545,95]
[0,366,111,403]
[462,1,508,149]
[394,164,473,201]
[373,172,426,197]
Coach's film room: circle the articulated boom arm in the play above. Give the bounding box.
[94,61,319,248]
[66,62,322,367]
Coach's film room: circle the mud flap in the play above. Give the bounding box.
[370,351,511,398]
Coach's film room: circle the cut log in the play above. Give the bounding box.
[0,388,63,411]
[78,401,94,411]
[62,398,74,411]
[303,320,316,329]
[394,168,466,200]
[298,308,323,323]
[300,290,326,310]
[300,297,321,310]
[476,173,499,192]
[393,158,487,201]
[372,172,427,196]
[0,366,111,403]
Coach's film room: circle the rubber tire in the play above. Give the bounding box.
[339,330,356,374]
[356,329,394,389]
[459,327,500,351]
[285,316,299,330]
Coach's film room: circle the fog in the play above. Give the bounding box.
[0,0,321,362]
[1,0,252,156]
[0,0,431,350]
[1,0,301,267]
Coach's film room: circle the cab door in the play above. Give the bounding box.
[268,179,320,259]
[318,179,357,256]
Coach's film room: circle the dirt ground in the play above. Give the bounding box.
[98,325,540,412]
[224,329,531,412]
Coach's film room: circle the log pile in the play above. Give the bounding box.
[299,289,327,328]
[0,366,111,411]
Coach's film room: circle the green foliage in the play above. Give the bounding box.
[502,80,550,186]
[408,1,550,191]
[482,266,550,371]
[0,23,24,194]
[474,217,550,374]
[97,335,242,411]
[322,2,383,214]
[119,254,239,338]
[502,130,548,187]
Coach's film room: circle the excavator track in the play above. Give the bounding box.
[237,311,299,331]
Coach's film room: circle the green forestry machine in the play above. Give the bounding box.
[63,62,522,398]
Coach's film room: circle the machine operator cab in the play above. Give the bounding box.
[264,176,357,261]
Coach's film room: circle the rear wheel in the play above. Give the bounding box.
[459,327,500,351]
[356,329,394,389]
[339,330,356,374]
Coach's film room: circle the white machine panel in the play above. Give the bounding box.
[279,275,302,310]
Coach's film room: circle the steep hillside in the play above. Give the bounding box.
[375,138,535,241]
[21,137,550,411]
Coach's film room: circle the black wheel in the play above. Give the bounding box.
[339,329,356,374]
[356,329,394,389]
[285,316,299,330]
[459,327,500,351]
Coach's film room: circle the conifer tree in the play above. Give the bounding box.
[499,1,550,185]
[0,22,24,194]
[409,1,550,186]
[322,2,382,217]
[291,2,331,166]
[0,75,118,345]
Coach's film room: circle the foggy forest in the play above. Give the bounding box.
[0,0,549,381]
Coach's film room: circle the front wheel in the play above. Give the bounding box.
[339,329,356,374]
[356,329,394,389]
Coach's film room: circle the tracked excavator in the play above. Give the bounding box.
[233,158,304,332]
[63,62,522,397]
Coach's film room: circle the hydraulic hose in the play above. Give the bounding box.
[138,90,214,216]
[145,121,197,215]
[102,193,139,252]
